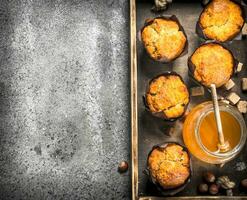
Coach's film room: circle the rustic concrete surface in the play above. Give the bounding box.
[0,0,130,199]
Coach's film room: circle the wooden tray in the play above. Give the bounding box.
[130,0,247,199]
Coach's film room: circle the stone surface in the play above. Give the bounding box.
[0,0,130,199]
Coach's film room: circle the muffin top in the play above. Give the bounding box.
[199,0,244,42]
[146,74,189,119]
[141,18,187,62]
[148,144,190,189]
[190,43,234,88]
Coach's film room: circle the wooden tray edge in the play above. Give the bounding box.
[130,0,247,199]
[130,0,138,200]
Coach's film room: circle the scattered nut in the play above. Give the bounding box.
[236,162,246,171]
[152,0,168,11]
[237,100,247,114]
[118,161,128,173]
[198,183,208,193]
[242,23,247,36]
[226,92,240,105]
[191,86,205,96]
[201,0,210,6]
[220,98,230,105]
[216,176,235,189]
[226,189,233,196]
[236,62,243,73]
[224,79,235,90]
[209,184,219,195]
[242,78,247,92]
[241,179,247,189]
[219,163,225,168]
[203,172,216,183]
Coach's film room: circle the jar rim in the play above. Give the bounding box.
[195,101,247,158]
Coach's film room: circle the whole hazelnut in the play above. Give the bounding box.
[198,183,208,194]
[241,179,247,189]
[118,161,128,173]
[209,184,219,195]
[203,172,216,183]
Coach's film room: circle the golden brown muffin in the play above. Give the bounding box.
[199,0,244,42]
[146,74,189,119]
[190,43,234,88]
[141,18,187,62]
[148,143,190,189]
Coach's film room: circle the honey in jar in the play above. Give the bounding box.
[183,101,246,164]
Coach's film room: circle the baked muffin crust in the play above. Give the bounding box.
[148,144,190,189]
[199,0,244,42]
[190,43,234,88]
[146,74,189,119]
[141,18,187,61]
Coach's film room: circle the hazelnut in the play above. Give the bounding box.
[241,179,247,189]
[118,161,128,173]
[203,172,216,183]
[209,184,219,195]
[198,183,208,194]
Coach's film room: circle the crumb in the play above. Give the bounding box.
[190,86,204,96]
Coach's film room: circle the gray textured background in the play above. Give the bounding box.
[0,0,130,199]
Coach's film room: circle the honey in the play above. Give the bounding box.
[183,101,246,164]
[199,111,241,152]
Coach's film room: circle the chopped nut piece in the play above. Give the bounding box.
[190,86,204,96]
[242,78,247,91]
[201,0,210,6]
[226,92,240,105]
[219,163,225,168]
[216,176,235,189]
[152,0,168,11]
[236,162,247,171]
[224,79,235,90]
[220,99,230,105]
[237,101,247,114]
[242,23,247,36]
[237,62,243,73]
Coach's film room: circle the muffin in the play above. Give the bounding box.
[198,0,244,42]
[146,74,189,119]
[189,43,234,88]
[141,17,187,62]
[148,143,191,190]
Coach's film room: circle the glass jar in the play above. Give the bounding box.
[183,101,247,164]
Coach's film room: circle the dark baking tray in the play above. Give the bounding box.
[131,0,247,199]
